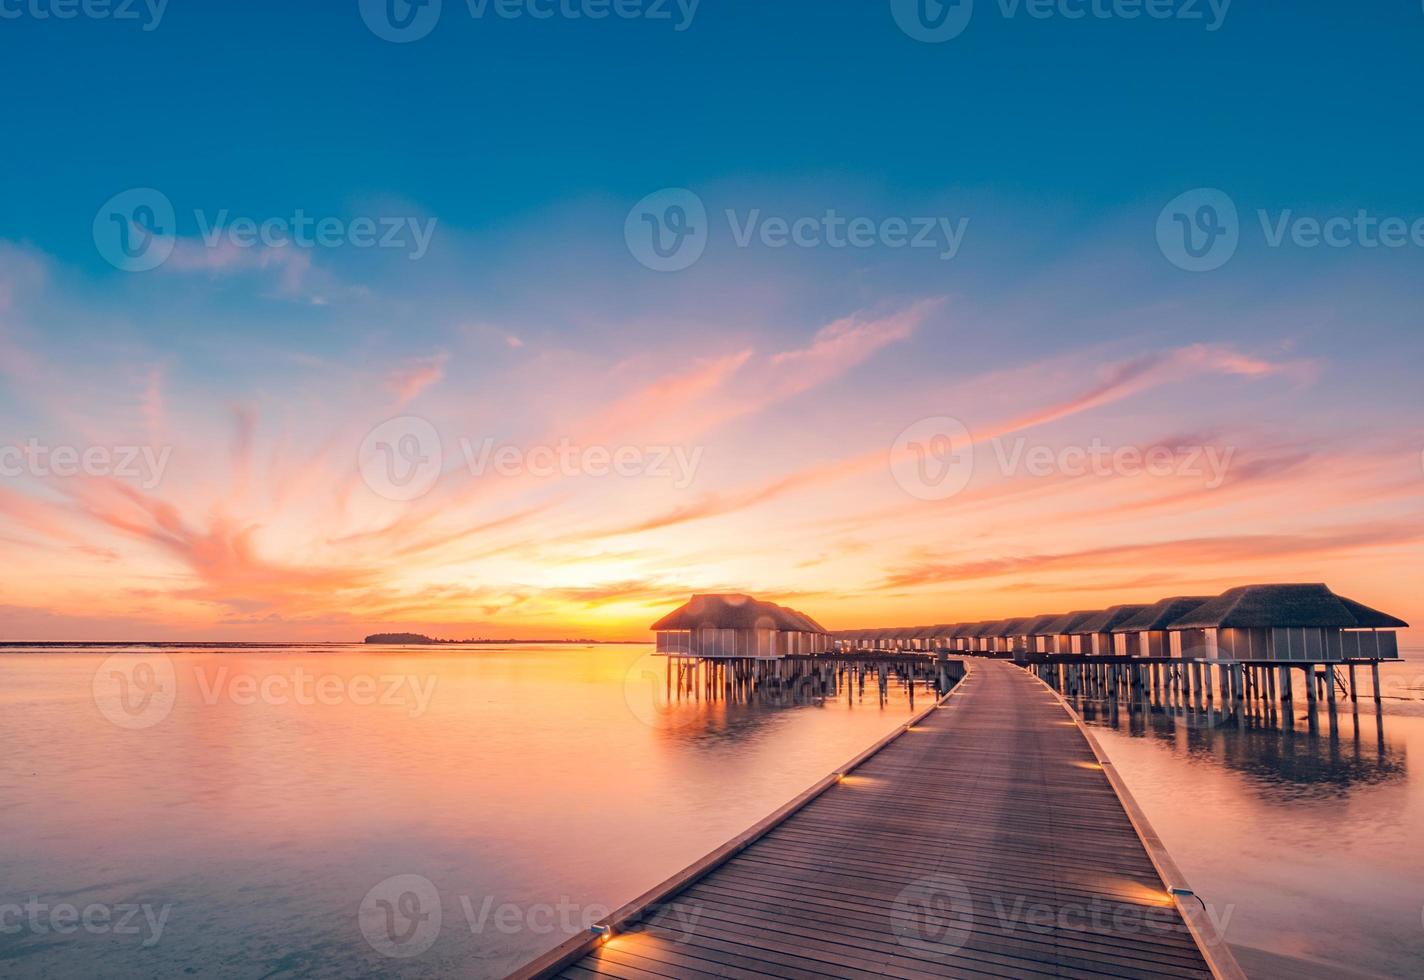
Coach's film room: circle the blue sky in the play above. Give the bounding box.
[1,0,1422,639]
[5,1,1424,269]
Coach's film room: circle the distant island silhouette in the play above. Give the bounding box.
[363,633,642,645]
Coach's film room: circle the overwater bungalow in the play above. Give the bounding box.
[652,594,829,659]
[990,617,1035,656]
[1164,583,1408,662]
[1075,604,1153,656]
[895,626,925,651]
[968,619,1009,655]
[945,622,979,652]
[1021,614,1066,655]
[923,624,954,649]
[1039,610,1104,655]
[1109,596,1213,658]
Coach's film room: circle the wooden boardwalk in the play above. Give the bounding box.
[530,660,1223,979]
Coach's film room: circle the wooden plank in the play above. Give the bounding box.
[518,660,1229,980]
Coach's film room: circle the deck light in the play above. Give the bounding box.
[1169,887,1209,911]
[590,924,612,942]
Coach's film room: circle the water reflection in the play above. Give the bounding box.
[0,644,934,980]
[1069,657,1424,977]
[1075,695,1407,797]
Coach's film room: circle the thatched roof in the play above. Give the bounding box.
[1077,605,1153,635]
[787,608,829,633]
[1022,614,1066,636]
[1168,584,1409,630]
[1112,596,1213,633]
[947,622,981,637]
[971,619,1011,637]
[1040,610,1104,635]
[991,617,1035,637]
[651,594,828,633]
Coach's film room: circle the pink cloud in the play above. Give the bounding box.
[386,352,449,405]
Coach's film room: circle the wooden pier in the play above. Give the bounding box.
[512,660,1238,979]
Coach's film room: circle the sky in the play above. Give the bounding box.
[0,0,1421,641]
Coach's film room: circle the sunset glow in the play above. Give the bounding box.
[2,270,1420,640]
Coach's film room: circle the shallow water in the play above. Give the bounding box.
[1077,653,1424,979]
[0,644,930,978]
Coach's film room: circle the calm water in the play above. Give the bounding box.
[5,646,1424,978]
[0,644,930,978]
[1078,652,1424,979]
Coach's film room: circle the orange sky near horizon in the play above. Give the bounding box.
[2,278,1420,646]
